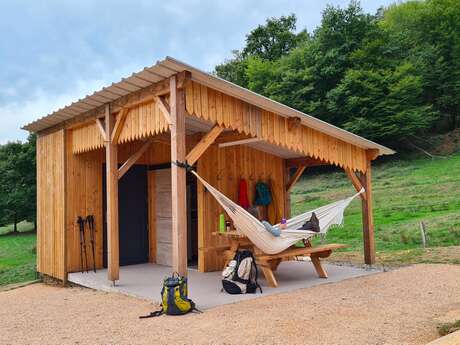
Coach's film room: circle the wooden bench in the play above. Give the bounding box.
[255,243,347,287]
[215,231,346,288]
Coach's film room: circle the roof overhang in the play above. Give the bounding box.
[22,56,395,156]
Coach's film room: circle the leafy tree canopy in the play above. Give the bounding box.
[0,135,36,231]
[215,0,460,149]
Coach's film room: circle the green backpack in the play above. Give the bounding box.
[140,273,200,318]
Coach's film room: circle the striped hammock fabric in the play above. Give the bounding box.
[191,171,364,255]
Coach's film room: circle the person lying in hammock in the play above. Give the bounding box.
[262,212,320,237]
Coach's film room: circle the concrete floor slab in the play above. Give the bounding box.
[68,261,377,309]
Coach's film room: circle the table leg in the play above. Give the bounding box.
[311,255,328,278]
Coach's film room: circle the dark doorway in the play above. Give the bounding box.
[103,164,149,267]
[187,173,198,265]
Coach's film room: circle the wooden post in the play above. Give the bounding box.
[105,104,119,282]
[284,160,291,219]
[170,75,188,276]
[360,157,375,265]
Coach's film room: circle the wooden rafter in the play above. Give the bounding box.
[286,157,326,167]
[286,166,306,192]
[186,125,224,165]
[118,140,153,180]
[345,169,366,201]
[110,108,129,143]
[155,96,172,126]
[95,118,107,142]
[218,137,262,148]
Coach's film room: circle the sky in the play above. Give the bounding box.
[0,0,396,143]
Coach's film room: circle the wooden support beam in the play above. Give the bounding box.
[186,125,223,165]
[110,108,129,143]
[95,118,107,142]
[218,137,262,148]
[214,132,253,144]
[286,166,306,192]
[104,104,119,282]
[176,70,192,89]
[286,157,326,167]
[360,158,375,265]
[118,140,153,179]
[170,75,188,276]
[345,168,366,201]
[154,96,172,127]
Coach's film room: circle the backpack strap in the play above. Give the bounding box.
[139,308,164,318]
[249,252,263,293]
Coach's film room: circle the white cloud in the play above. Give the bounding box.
[0,78,108,144]
[0,0,396,143]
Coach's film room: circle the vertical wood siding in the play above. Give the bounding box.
[186,81,368,172]
[36,130,66,280]
[197,145,286,272]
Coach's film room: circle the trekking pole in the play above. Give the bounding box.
[78,216,89,273]
[77,216,87,273]
[87,215,97,273]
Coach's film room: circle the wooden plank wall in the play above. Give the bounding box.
[36,129,66,280]
[65,131,104,272]
[65,134,171,273]
[186,81,368,172]
[197,144,286,272]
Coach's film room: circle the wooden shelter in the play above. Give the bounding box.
[23,57,394,283]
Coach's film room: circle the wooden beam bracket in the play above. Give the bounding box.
[185,125,224,165]
[95,118,107,142]
[155,96,172,127]
[118,140,153,179]
[286,166,306,192]
[345,168,366,201]
[110,108,129,144]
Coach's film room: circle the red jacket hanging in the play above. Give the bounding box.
[238,178,250,209]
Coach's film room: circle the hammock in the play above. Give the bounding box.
[191,171,364,255]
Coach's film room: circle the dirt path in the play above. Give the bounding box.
[1,264,460,345]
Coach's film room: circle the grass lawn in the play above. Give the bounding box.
[292,154,460,266]
[0,224,36,286]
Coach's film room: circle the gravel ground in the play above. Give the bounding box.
[1,264,460,345]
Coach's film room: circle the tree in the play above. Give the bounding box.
[0,135,36,232]
[215,14,307,86]
[215,0,460,150]
[242,14,307,61]
[381,0,460,130]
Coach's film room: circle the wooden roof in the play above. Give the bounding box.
[22,56,394,156]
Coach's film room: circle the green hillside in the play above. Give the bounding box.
[292,154,460,266]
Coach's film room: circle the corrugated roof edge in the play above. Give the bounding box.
[22,56,395,155]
